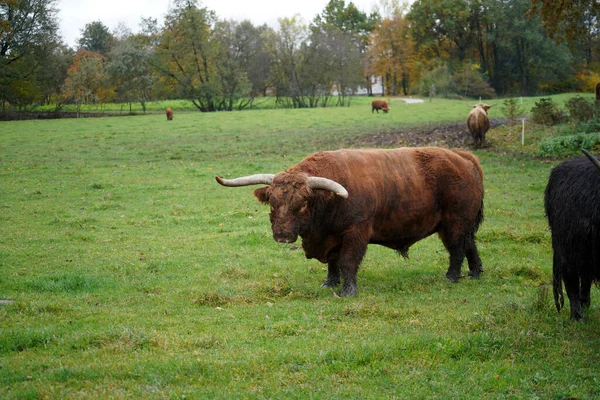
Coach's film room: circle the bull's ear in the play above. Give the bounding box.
[253,186,270,204]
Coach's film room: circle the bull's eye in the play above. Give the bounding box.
[299,204,309,215]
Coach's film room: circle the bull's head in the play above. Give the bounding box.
[471,103,494,113]
[215,173,348,243]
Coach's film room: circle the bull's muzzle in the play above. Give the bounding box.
[273,232,298,244]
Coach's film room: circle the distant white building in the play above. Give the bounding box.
[332,76,384,96]
[355,76,384,96]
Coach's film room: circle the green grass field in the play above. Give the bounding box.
[2,96,600,399]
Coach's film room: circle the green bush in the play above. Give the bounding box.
[449,64,495,99]
[416,63,494,100]
[500,98,524,124]
[530,97,563,126]
[565,96,595,122]
[537,132,600,157]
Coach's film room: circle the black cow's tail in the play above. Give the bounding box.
[552,260,564,313]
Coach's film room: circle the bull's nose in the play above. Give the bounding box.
[273,233,297,243]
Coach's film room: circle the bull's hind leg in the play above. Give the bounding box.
[563,272,584,320]
[445,245,466,283]
[439,230,467,282]
[580,276,592,310]
[465,236,483,278]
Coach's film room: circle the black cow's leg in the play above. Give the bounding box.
[465,236,483,278]
[563,272,583,320]
[338,229,369,297]
[580,276,592,309]
[321,256,341,288]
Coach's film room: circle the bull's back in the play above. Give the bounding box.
[296,147,483,213]
[467,109,489,134]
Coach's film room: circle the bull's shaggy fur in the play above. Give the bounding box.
[545,155,600,320]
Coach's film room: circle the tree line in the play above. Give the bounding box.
[1,0,599,112]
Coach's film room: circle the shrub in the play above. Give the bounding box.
[416,63,494,100]
[537,132,600,157]
[530,98,563,126]
[578,113,600,134]
[449,64,495,99]
[565,96,595,123]
[500,98,524,124]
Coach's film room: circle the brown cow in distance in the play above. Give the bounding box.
[216,147,485,296]
[371,100,389,113]
[166,108,173,121]
[466,103,493,149]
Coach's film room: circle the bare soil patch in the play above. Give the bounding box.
[343,119,505,149]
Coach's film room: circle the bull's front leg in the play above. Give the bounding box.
[321,253,341,288]
[337,228,370,297]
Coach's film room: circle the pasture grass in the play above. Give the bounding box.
[1,95,600,399]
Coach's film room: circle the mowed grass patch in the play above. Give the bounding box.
[1,97,600,399]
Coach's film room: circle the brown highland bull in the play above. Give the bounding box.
[466,103,493,149]
[216,147,485,296]
[371,100,389,113]
[166,108,174,121]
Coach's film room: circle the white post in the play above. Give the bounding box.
[522,118,525,145]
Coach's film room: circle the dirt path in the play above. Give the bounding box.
[344,119,505,149]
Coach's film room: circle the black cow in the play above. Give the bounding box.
[544,149,600,320]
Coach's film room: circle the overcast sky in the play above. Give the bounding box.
[57,0,386,48]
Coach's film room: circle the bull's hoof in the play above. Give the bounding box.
[445,272,462,283]
[321,277,340,288]
[340,284,358,297]
[468,268,483,278]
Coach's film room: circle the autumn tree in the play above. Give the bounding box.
[0,0,62,108]
[367,2,414,96]
[152,0,222,111]
[529,0,600,43]
[62,50,111,116]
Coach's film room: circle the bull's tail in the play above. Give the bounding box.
[552,259,564,313]
[453,149,485,232]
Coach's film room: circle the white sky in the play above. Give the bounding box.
[57,0,386,48]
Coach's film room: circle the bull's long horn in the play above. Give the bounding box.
[307,177,349,199]
[215,174,275,187]
[582,149,600,171]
